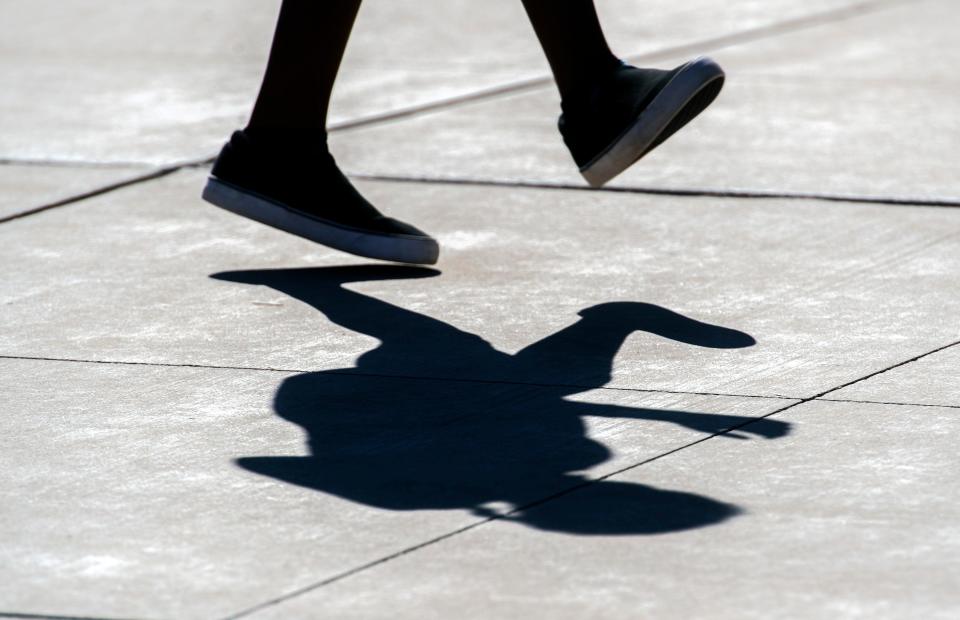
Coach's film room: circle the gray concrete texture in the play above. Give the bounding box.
[0,163,149,221]
[1,170,958,400]
[1,0,959,618]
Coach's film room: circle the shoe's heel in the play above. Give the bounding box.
[202,177,440,265]
[202,176,290,230]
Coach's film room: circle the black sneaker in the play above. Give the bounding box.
[559,57,725,188]
[202,130,439,265]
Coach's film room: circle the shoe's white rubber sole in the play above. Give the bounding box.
[202,177,439,265]
[580,57,726,188]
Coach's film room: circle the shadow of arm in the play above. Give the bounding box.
[575,401,791,440]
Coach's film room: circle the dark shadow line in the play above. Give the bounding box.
[350,174,960,210]
[0,354,795,401]
[221,332,959,620]
[16,351,955,412]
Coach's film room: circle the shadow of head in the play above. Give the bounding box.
[495,478,742,535]
[238,455,740,536]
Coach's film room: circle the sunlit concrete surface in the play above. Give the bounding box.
[0,170,957,399]
[0,164,149,221]
[1,0,959,618]
[830,345,960,407]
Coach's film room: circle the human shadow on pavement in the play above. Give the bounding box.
[212,266,790,535]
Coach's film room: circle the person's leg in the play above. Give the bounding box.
[203,0,439,265]
[247,0,360,131]
[519,0,620,103]
[522,0,726,188]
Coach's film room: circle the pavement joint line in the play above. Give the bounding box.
[0,0,912,225]
[0,353,793,402]
[0,158,156,169]
[804,338,960,402]
[0,166,182,225]
[0,612,150,620]
[818,397,960,410]
[175,158,960,209]
[350,174,960,209]
[221,334,960,619]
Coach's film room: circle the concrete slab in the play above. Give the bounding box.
[0,0,884,164]
[253,399,960,619]
[830,344,960,407]
[1,169,958,399]
[0,0,279,165]
[0,164,150,221]
[333,0,960,200]
[0,357,788,618]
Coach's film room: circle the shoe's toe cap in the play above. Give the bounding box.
[377,216,434,239]
[364,217,439,265]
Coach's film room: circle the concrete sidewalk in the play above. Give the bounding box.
[1,1,958,618]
